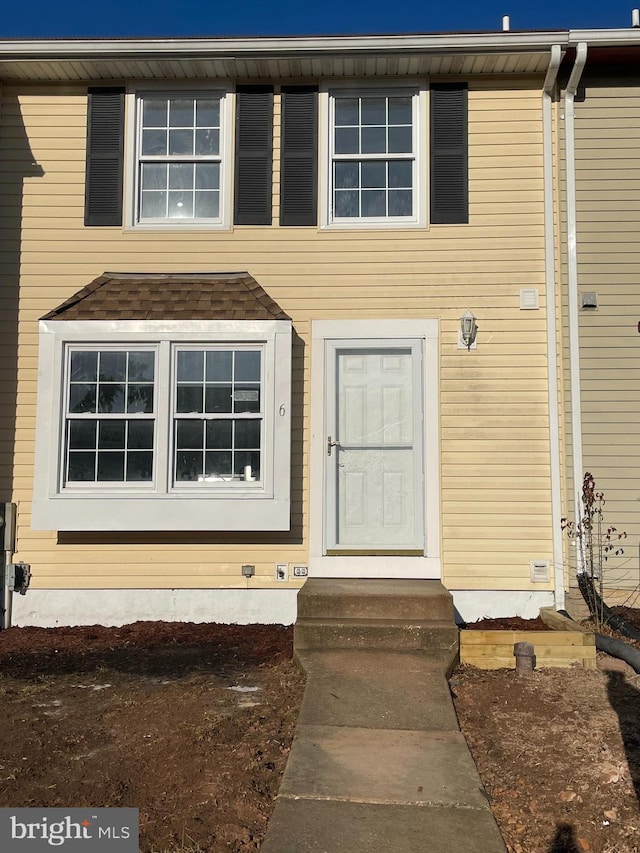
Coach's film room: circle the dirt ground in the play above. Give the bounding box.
[453,611,640,853]
[2,617,640,853]
[0,622,305,852]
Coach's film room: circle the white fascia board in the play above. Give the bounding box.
[0,31,571,59]
[568,28,640,45]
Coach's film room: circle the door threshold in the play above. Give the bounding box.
[325,549,425,556]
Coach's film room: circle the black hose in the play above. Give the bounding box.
[577,573,640,642]
[594,633,640,674]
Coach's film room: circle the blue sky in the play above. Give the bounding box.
[0,0,637,38]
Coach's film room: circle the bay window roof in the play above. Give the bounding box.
[42,271,291,322]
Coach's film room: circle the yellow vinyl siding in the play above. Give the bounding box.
[2,78,554,593]
[562,81,640,591]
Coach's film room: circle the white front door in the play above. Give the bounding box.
[325,340,424,553]
[309,319,440,579]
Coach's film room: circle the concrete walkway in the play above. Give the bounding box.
[261,649,507,853]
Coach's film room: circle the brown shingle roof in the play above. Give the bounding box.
[42,272,290,321]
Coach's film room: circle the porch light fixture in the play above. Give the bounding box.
[460,310,478,350]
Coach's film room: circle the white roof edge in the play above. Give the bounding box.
[568,28,640,44]
[0,32,570,58]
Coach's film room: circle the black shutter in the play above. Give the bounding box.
[84,87,124,227]
[234,86,273,225]
[280,86,318,226]
[430,83,468,225]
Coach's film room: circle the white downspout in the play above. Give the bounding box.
[565,42,588,573]
[542,44,565,609]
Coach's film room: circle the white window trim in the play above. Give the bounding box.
[319,79,427,230]
[33,319,292,532]
[309,319,440,579]
[124,82,235,231]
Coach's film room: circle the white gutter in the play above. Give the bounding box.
[0,31,571,59]
[565,42,588,572]
[542,44,565,609]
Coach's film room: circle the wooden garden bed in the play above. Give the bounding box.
[459,608,596,669]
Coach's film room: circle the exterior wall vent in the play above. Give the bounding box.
[519,288,539,310]
[530,559,550,583]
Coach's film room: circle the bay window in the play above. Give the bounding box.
[33,320,292,531]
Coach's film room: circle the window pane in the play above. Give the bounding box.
[98,420,125,449]
[176,419,204,449]
[169,98,194,127]
[168,163,193,190]
[361,126,386,154]
[206,350,232,381]
[143,99,167,128]
[98,385,125,414]
[141,129,167,156]
[99,351,126,382]
[205,451,232,477]
[335,98,359,126]
[140,191,167,219]
[128,351,155,382]
[389,160,412,188]
[335,127,359,155]
[195,163,220,190]
[195,128,219,155]
[235,351,261,381]
[177,386,204,414]
[68,451,96,482]
[234,450,261,481]
[97,452,125,481]
[70,351,97,382]
[361,161,386,188]
[68,420,96,450]
[195,192,219,218]
[361,97,386,126]
[388,96,412,125]
[69,384,96,414]
[334,190,359,218]
[388,126,412,154]
[233,385,260,413]
[389,190,413,217]
[334,161,358,190]
[235,420,260,449]
[196,99,220,127]
[128,421,154,450]
[127,452,153,482]
[141,163,167,190]
[168,191,194,219]
[127,385,154,413]
[206,419,232,449]
[178,351,204,381]
[205,385,232,413]
[168,129,193,155]
[362,190,386,217]
[176,450,203,481]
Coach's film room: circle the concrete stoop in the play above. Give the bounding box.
[259,581,506,852]
[294,579,459,668]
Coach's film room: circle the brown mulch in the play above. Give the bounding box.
[463,616,550,631]
[0,622,305,852]
[3,615,640,852]
[452,612,640,853]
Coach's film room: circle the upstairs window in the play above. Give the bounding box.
[134,91,229,226]
[324,85,424,228]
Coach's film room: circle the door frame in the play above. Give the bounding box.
[309,319,441,578]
